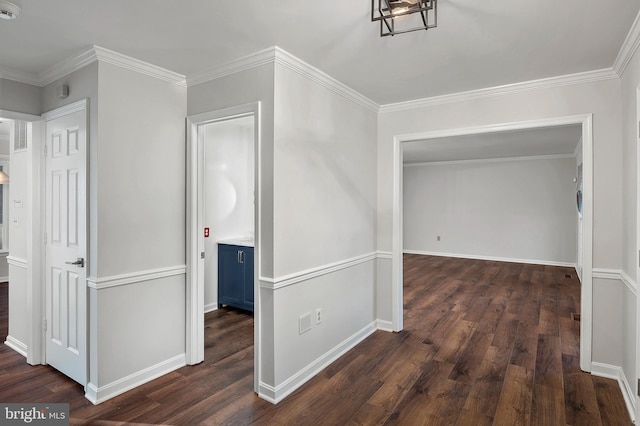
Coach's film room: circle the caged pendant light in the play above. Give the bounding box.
[371,0,437,37]
[0,1,20,20]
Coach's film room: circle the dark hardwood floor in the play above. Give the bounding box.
[0,255,632,425]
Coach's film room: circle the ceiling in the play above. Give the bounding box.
[0,0,638,105]
[403,125,582,164]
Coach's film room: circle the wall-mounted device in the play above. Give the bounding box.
[56,84,69,99]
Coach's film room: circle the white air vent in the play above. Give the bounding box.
[14,121,27,151]
[298,313,312,335]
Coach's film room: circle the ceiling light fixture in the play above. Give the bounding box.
[0,1,20,20]
[371,0,437,37]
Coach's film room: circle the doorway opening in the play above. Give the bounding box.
[0,111,44,368]
[186,102,261,393]
[202,116,255,314]
[391,114,594,372]
[402,125,582,268]
[0,118,15,353]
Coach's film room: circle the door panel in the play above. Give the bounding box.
[45,107,87,385]
[218,244,243,306]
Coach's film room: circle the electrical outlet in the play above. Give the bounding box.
[315,308,322,325]
[437,236,441,241]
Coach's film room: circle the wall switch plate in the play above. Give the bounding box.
[315,308,322,325]
[299,313,312,335]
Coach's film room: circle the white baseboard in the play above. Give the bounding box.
[258,321,378,404]
[591,362,636,423]
[0,276,9,283]
[204,303,218,314]
[403,250,576,268]
[4,335,27,357]
[376,319,394,332]
[85,353,186,405]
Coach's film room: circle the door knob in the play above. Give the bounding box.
[65,257,85,268]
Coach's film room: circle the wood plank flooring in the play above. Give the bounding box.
[0,255,632,425]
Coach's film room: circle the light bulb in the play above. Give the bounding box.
[0,1,20,20]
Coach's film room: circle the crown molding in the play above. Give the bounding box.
[613,10,640,77]
[186,46,378,112]
[3,45,186,88]
[380,10,640,113]
[92,45,186,86]
[273,47,378,112]
[39,47,98,86]
[0,65,40,86]
[186,46,277,87]
[379,68,618,113]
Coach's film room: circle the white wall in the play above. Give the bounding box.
[6,121,30,354]
[96,63,186,277]
[91,61,187,392]
[378,78,623,366]
[0,78,40,116]
[42,63,100,278]
[189,54,378,401]
[42,61,188,400]
[188,64,275,280]
[188,62,277,388]
[403,157,577,265]
[621,47,639,286]
[270,60,377,393]
[203,117,255,312]
[272,66,376,277]
[0,129,11,281]
[619,30,640,414]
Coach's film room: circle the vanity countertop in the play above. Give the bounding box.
[218,237,254,247]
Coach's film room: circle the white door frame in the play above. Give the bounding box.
[186,102,261,392]
[391,114,594,372]
[636,86,640,420]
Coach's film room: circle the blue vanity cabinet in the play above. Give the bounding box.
[218,244,254,312]
[243,248,254,306]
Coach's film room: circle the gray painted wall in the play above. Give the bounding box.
[403,156,578,264]
[0,78,40,115]
[619,27,640,410]
[271,61,377,387]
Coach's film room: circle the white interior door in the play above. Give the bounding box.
[44,103,87,385]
